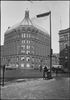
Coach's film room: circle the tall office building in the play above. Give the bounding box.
[59,28,70,71]
[1,10,50,69]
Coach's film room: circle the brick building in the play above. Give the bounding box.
[59,28,70,71]
[1,10,50,69]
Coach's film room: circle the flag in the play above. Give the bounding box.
[37,11,51,18]
[31,11,51,35]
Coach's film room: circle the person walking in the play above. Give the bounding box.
[39,65,42,72]
[43,65,48,79]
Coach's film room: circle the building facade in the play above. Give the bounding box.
[1,10,50,69]
[59,28,70,71]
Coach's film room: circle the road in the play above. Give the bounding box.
[1,75,70,99]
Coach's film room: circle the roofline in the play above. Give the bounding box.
[58,28,70,35]
[5,25,50,37]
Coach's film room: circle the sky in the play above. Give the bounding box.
[1,1,69,53]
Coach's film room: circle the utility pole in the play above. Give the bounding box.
[49,11,52,76]
[37,11,52,78]
[2,65,5,86]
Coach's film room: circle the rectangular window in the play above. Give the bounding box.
[22,40,24,43]
[29,41,30,43]
[29,34,30,38]
[24,40,25,43]
[22,34,23,38]
[26,45,30,49]
[27,40,28,43]
[21,50,25,53]
[26,40,30,44]
[24,34,25,38]
[21,45,25,49]
[21,64,24,67]
[22,40,25,43]
[27,34,28,38]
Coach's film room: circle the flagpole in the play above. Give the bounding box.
[36,11,52,78]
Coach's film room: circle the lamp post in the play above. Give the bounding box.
[37,11,52,77]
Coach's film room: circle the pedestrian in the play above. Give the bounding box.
[56,68,58,76]
[40,65,42,72]
[43,65,48,79]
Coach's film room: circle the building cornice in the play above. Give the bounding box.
[58,28,70,35]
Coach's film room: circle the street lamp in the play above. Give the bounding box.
[37,11,52,77]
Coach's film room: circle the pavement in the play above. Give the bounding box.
[1,73,70,99]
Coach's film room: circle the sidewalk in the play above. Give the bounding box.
[1,75,70,99]
[0,72,69,86]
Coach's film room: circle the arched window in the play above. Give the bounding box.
[21,57,25,60]
[26,50,30,54]
[26,57,30,61]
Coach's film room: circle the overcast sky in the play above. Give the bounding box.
[1,1,69,53]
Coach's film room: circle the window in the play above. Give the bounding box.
[60,36,64,41]
[22,40,24,43]
[26,50,30,54]
[27,34,28,38]
[22,34,23,38]
[29,41,30,43]
[24,40,25,43]
[22,40,25,44]
[27,40,28,43]
[26,57,30,61]
[26,45,30,49]
[21,50,25,53]
[21,64,24,67]
[65,36,68,41]
[21,57,25,60]
[29,34,30,38]
[21,45,25,49]
[26,63,30,68]
[16,64,19,68]
[26,40,30,43]
[24,34,26,38]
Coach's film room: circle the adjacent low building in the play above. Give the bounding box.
[59,28,70,71]
[1,10,50,69]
